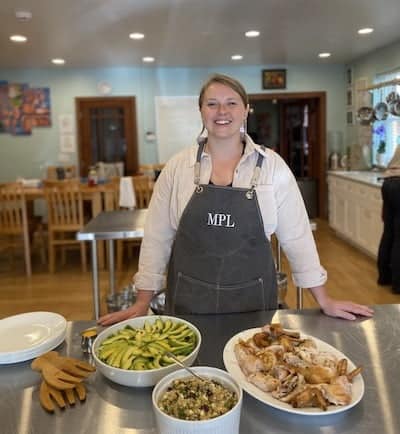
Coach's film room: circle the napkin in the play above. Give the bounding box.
[119,177,136,209]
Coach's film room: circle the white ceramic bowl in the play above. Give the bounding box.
[92,315,201,387]
[152,366,243,434]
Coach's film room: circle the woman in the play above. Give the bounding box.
[377,145,400,293]
[99,74,373,325]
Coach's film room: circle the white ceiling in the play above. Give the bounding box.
[1,0,400,68]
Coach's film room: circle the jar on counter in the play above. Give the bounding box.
[329,152,339,170]
[88,166,98,186]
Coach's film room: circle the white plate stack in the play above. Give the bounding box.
[0,312,67,364]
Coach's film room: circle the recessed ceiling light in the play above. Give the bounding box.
[245,30,260,38]
[52,58,65,65]
[15,10,32,22]
[129,32,145,40]
[231,55,243,60]
[142,56,155,63]
[10,34,27,43]
[318,52,331,58]
[358,28,374,35]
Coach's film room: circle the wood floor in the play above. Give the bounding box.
[0,219,398,321]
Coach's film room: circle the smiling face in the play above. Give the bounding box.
[200,82,249,143]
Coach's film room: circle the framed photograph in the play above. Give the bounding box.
[346,89,353,107]
[346,68,353,86]
[346,110,354,125]
[262,69,286,90]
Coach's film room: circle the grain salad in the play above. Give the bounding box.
[158,377,238,420]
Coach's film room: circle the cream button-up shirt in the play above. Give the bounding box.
[134,135,327,292]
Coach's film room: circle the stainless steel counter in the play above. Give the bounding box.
[1,305,400,434]
[77,209,147,319]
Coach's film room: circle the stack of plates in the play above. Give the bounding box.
[0,312,67,364]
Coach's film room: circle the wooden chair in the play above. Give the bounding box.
[138,163,165,181]
[132,175,153,209]
[46,165,77,180]
[0,182,32,276]
[43,179,87,273]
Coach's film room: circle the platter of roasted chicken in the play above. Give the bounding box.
[223,323,364,415]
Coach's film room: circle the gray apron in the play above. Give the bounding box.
[166,142,278,314]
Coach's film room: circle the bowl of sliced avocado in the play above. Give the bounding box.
[92,316,201,387]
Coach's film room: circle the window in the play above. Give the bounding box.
[372,70,400,166]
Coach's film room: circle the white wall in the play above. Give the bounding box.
[0,63,345,181]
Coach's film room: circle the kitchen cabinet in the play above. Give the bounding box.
[328,172,383,258]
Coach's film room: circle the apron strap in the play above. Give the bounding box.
[194,139,206,190]
[246,146,265,199]
[194,141,265,197]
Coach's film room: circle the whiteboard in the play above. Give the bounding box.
[155,96,203,162]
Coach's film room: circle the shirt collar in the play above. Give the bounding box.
[188,134,267,167]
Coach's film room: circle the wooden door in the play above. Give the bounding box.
[280,99,319,179]
[249,92,326,218]
[76,97,139,177]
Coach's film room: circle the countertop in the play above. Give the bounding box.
[327,170,383,188]
[1,305,400,434]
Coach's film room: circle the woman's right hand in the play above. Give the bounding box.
[97,300,151,326]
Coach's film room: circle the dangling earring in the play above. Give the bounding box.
[197,125,207,147]
[240,119,247,143]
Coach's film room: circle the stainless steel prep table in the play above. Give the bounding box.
[77,209,147,320]
[1,305,400,434]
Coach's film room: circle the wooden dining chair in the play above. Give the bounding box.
[0,182,32,276]
[132,175,153,209]
[43,179,87,273]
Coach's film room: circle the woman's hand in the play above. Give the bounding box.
[97,290,154,326]
[319,297,374,320]
[310,285,374,320]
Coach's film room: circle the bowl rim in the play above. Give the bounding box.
[152,366,243,424]
[92,315,202,374]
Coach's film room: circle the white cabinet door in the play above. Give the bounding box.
[328,174,382,258]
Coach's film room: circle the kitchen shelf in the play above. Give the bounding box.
[357,78,400,92]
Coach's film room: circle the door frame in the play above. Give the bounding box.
[249,91,326,218]
[75,96,139,177]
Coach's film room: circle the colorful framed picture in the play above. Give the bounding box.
[262,69,287,90]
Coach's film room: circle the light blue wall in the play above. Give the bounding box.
[0,63,345,182]
[350,39,400,81]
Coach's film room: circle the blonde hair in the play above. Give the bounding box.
[198,74,249,109]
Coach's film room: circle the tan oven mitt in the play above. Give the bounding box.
[42,351,96,379]
[39,381,87,412]
[31,356,84,390]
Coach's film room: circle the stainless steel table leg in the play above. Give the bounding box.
[296,287,303,309]
[91,240,100,320]
[107,239,115,296]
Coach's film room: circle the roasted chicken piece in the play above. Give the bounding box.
[290,386,328,411]
[297,365,337,384]
[272,372,306,401]
[252,332,272,348]
[247,372,280,392]
[319,375,352,406]
[254,349,277,371]
[234,341,264,376]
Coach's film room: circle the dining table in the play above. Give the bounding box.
[76,209,147,320]
[1,304,399,434]
[23,182,118,269]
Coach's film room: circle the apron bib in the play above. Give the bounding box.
[166,143,277,314]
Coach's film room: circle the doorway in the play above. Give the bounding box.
[248,92,326,218]
[76,97,139,177]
